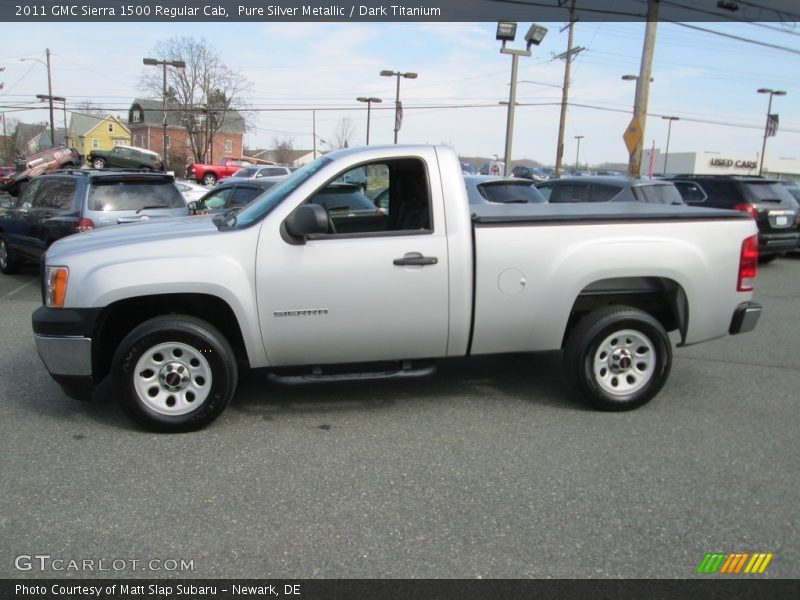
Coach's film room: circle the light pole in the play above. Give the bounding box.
[356,96,382,145]
[574,135,584,173]
[380,70,417,144]
[21,50,55,148]
[143,57,186,171]
[757,88,786,177]
[661,116,679,175]
[496,21,548,176]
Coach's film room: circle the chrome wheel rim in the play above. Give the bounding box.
[593,329,655,397]
[133,341,212,415]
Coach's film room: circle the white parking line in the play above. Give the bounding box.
[5,278,37,298]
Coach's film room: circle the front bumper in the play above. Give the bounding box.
[32,305,102,387]
[729,302,762,335]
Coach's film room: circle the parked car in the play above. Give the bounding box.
[226,165,293,181]
[32,144,762,430]
[460,162,478,175]
[511,165,548,181]
[535,176,685,205]
[666,175,799,260]
[87,145,163,171]
[0,166,15,189]
[464,175,546,205]
[191,177,284,214]
[175,180,210,204]
[1,146,81,196]
[185,157,255,186]
[778,180,800,202]
[0,169,187,273]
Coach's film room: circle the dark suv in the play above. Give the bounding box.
[535,176,684,205]
[667,175,799,259]
[0,169,187,273]
[87,145,163,171]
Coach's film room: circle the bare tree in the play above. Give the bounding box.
[271,136,295,165]
[331,117,357,149]
[72,100,104,117]
[1,118,20,164]
[138,36,252,162]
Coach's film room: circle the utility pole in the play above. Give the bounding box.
[46,49,55,148]
[627,0,659,177]
[554,0,578,178]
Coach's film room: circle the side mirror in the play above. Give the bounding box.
[187,200,199,214]
[285,204,329,239]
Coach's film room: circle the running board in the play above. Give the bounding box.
[267,361,436,385]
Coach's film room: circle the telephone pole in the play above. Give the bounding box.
[554,0,580,178]
[626,0,659,177]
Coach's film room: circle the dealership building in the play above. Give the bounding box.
[641,149,800,180]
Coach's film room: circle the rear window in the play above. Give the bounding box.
[633,184,684,204]
[741,181,795,205]
[476,181,545,204]
[87,179,185,211]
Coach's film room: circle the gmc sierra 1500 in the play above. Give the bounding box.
[32,145,762,431]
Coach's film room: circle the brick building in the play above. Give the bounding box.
[127,98,245,171]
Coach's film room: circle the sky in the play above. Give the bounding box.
[0,18,798,167]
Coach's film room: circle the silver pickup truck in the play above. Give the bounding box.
[32,145,762,432]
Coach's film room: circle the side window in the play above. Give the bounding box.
[41,178,77,210]
[307,158,430,236]
[17,179,43,209]
[536,184,553,201]
[591,184,623,202]
[229,186,264,208]
[673,181,707,204]
[202,188,233,210]
[551,183,591,203]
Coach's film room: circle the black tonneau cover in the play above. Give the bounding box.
[471,202,749,224]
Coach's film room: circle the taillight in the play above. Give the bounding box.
[737,234,758,292]
[74,218,94,232]
[733,203,756,219]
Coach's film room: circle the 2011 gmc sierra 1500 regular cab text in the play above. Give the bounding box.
[32,145,762,432]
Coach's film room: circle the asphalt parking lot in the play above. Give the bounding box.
[1,258,798,579]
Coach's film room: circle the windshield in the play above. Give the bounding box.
[223,157,332,229]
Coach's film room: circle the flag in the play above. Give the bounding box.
[766,114,779,137]
[395,101,403,132]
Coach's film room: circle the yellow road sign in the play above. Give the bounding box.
[624,116,643,155]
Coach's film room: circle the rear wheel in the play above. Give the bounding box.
[112,315,238,432]
[202,173,217,186]
[564,305,672,411]
[0,235,22,274]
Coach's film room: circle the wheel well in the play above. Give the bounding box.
[92,293,249,383]
[563,277,688,347]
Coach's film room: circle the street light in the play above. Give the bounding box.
[661,116,679,175]
[356,96,382,145]
[380,70,417,144]
[574,135,584,173]
[143,57,186,171]
[21,50,55,149]
[497,22,548,176]
[756,88,786,176]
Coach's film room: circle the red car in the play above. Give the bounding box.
[1,146,81,196]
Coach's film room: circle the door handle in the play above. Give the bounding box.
[393,252,438,266]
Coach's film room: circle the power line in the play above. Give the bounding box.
[673,22,800,55]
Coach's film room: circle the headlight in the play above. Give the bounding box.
[44,266,69,308]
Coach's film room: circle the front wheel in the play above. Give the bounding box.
[563,306,672,411]
[92,158,106,169]
[112,315,238,432]
[202,173,217,186]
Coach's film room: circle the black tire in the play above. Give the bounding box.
[92,158,106,169]
[202,173,217,186]
[0,235,22,275]
[563,305,672,411]
[112,315,238,432]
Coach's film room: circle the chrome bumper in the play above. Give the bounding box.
[34,335,92,376]
[729,302,762,335]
